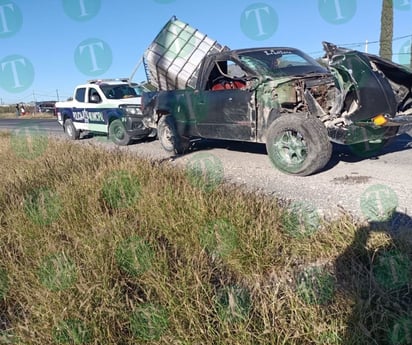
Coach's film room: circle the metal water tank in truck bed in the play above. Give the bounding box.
[143,16,228,90]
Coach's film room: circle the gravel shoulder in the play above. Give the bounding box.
[111,131,412,224]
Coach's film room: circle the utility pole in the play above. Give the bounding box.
[379,0,393,60]
[410,38,412,69]
[32,90,36,114]
[56,89,60,101]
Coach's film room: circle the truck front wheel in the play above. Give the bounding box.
[64,119,80,140]
[266,113,332,176]
[157,115,188,155]
[109,119,131,146]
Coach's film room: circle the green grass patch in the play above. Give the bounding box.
[0,134,411,344]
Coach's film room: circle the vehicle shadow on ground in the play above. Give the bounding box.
[335,212,412,344]
[187,133,412,174]
[330,133,412,164]
[190,138,268,155]
[80,132,158,145]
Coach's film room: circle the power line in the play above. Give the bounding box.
[309,33,412,56]
[338,33,412,48]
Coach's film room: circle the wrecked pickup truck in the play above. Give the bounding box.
[140,17,412,176]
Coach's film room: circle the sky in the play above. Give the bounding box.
[0,0,411,104]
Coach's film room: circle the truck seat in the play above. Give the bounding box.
[211,78,246,91]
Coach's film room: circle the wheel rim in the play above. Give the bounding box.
[66,123,73,137]
[160,124,174,151]
[271,130,308,168]
[113,123,125,140]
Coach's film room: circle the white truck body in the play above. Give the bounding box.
[56,79,153,145]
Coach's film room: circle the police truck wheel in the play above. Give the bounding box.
[64,119,80,140]
[109,119,131,146]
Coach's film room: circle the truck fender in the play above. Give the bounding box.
[257,107,285,143]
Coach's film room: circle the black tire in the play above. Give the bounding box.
[109,119,131,146]
[266,113,332,176]
[64,118,80,140]
[157,115,189,155]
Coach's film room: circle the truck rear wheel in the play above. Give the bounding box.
[266,113,332,176]
[157,115,188,155]
[64,119,80,140]
[109,119,131,146]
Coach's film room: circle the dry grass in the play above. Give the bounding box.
[0,133,411,344]
[0,112,55,119]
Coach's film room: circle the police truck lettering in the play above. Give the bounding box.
[73,110,104,121]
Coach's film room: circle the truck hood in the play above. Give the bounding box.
[322,41,412,122]
[108,97,141,105]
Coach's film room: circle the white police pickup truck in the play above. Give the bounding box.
[56,79,154,145]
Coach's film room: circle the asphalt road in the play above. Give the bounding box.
[2,118,412,228]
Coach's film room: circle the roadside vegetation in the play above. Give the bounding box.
[0,106,54,119]
[0,131,411,345]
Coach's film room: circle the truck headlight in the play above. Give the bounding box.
[119,105,142,116]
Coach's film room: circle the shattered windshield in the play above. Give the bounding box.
[238,48,328,78]
[100,84,140,99]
